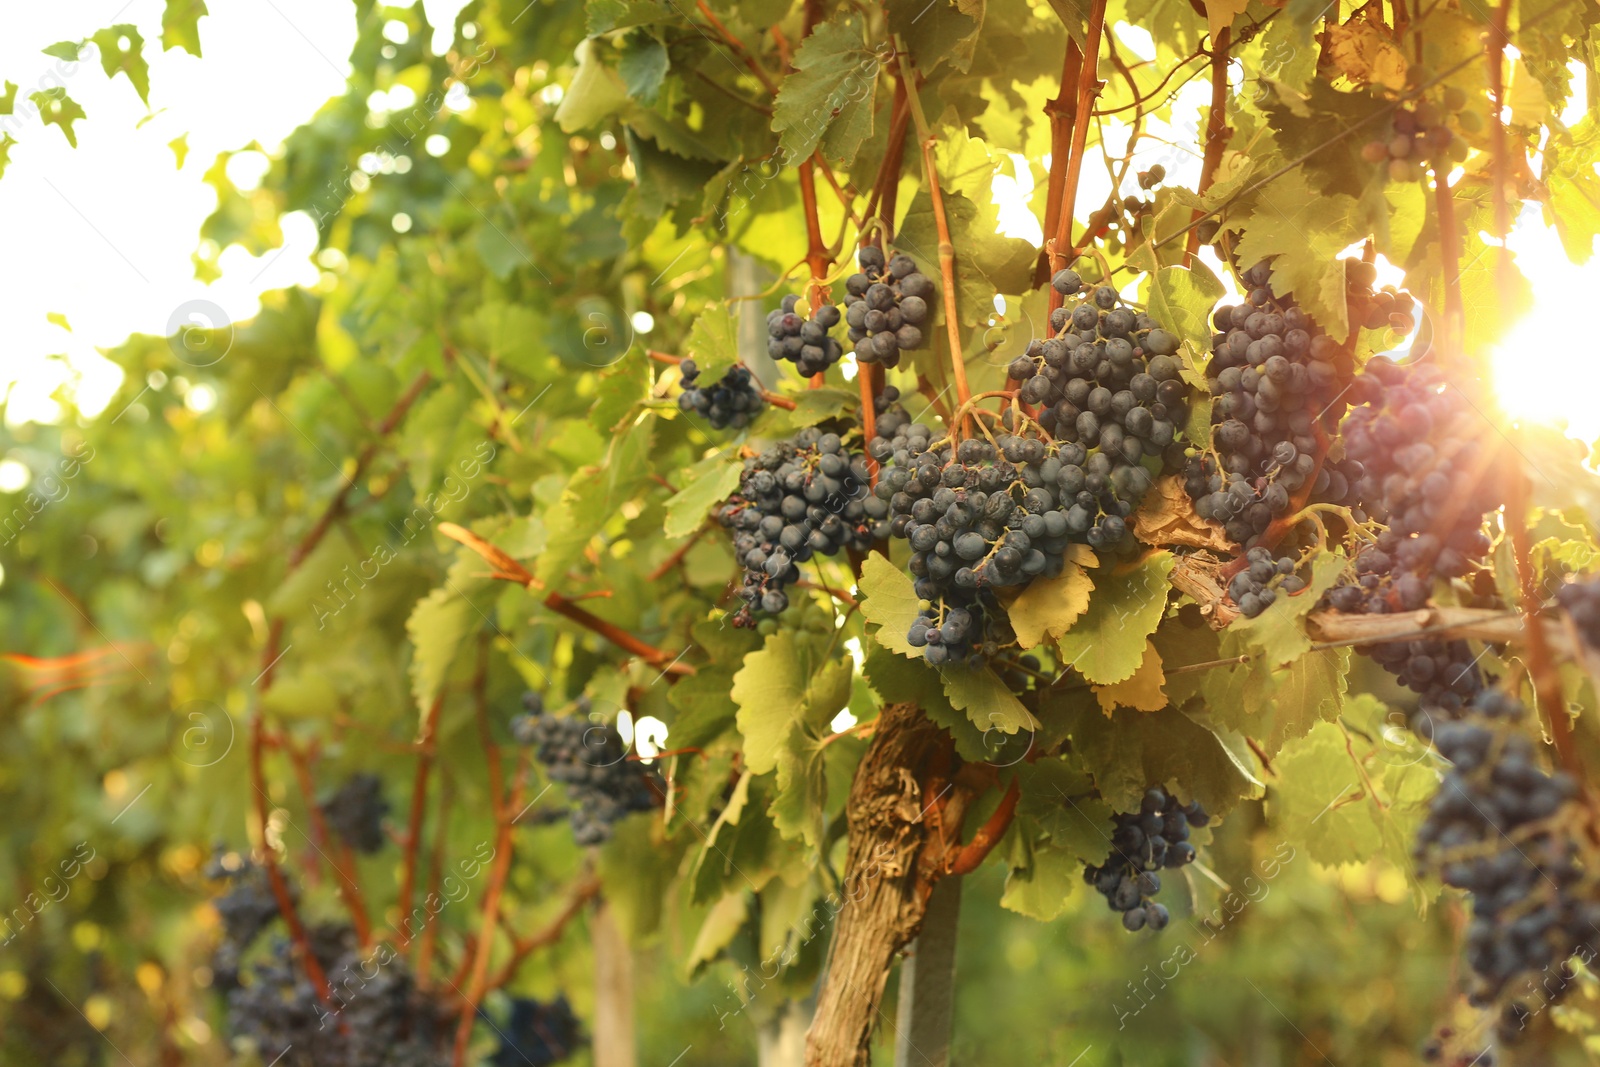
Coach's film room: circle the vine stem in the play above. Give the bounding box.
[483,875,602,993]
[894,37,972,411]
[1506,449,1584,783]
[693,0,779,94]
[435,522,697,674]
[948,777,1020,875]
[450,774,523,1067]
[1041,38,1085,286]
[397,694,445,950]
[1431,168,1465,356]
[862,79,911,244]
[281,737,374,946]
[1185,27,1231,264]
[1048,0,1109,304]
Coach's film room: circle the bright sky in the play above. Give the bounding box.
[0,0,468,426]
[3,7,1596,442]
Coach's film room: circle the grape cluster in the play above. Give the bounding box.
[844,247,932,368]
[322,773,390,855]
[225,922,452,1067]
[1361,88,1475,183]
[1012,269,1189,473]
[1226,546,1307,618]
[511,693,660,845]
[492,996,583,1067]
[1186,259,1414,546]
[207,849,285,954]
[1414,687,1596,1042]
[1082,787,1209,932]
[873,418,1115,664]
[677,358,767,430]
[766,293,845,377]
[1556,576,1600,650]
[717,425,883,626]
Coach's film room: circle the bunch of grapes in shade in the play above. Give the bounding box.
[677,358,767,430]
[844,247,933,368]
[1184,259,1415,547]
[321,773,390,854]
[490,996,583,1067]
[1361,87,1475,183]
[511,692,661,846]
[1082,787,1210,932]
[225,922,452,1067]
[1226,546,1307,618]
[767,293,845,377]
[1413,687,1596,1045]
[1556,575,1600,650]
[717,424,886,627]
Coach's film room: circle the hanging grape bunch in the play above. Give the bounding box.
[1082,787,1211,932]
[844,247,933,368]
[1412,687,1594,1045]
[1556,575,1600,650]
[491,996,584,1067]
[321,772,390,854]
[1360,87,1475,182]
[717,425,883,626]
[1226,546,1307,618]
[1185,258,1415,547]
[677,358,766,430]
[767,293,846,377]
[512,693,661,846]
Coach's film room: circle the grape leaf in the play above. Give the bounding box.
[535,420,653,583]
[731,630,852,776]
[0,134,14,181]
[617,33,669,104]
[587,0,674,34]
[999,833,1084,921]
[162,0,207,56]
[1232,169,1362,341]
[1269,721,1381,867]
[556,40,630,133]
[686,890,747,975]
[899,188,1038,324]
[43,41,81,61]
[771,17,878,166]
[406,582,478,719]
[1093,640,1166,713]
[1203,645,1349,759]
[759,387,860,435]
[92,25,151,104]
[683,305,739,383]
[1057,551,1175,684]
[1015,758,1113,865]
[1142,263,1224,389]
[1203,0,1251,43]
[31,89,86,148]
[664,449,742,539]
[1223,551,1347,668]
[1004,545,1096,650]
[863,646,990,760]
[859,553,923,658]
[942,663,1041,735]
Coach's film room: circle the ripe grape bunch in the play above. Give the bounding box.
[1186,259,1415,546]
[1082,786,1210,932]
[1321,356,1501,714]
[873,420,1098,665]
[322,773,390,855]
[1555,575,1600,650]
[844,247,932,368]
[511,692,660,846]
[1226,546,1307,618]
[224,921,452,1067]
[1413,687,1595,1043]
[1084,164,1166,248]
[1361,87,1475,183]
[717,425,884,626]
[767,293,846,377]
[677,358,767,430]
[492,995,583,1067]
[207,849,292,991]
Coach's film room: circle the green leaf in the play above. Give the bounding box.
[731,630,852,776]
[771,17,878,165]
[586,0,674,35]
[1233,169,1363,340]
[1142,263,1225,388]
[1269,721,1382,866]
[162,0,207,56]
[0,82,16,115]
[898,188,1038,324]
[598,813,683,939]
[0,134,15,181]
[91,25,151,104]
[664,449,742,539]
[888,0,982,75]
[617,33,669,104]
[858,553,922,657]
[863,646,991,760]
[46,311,70,332]
[686,891,749,974]
[1015,758,1113,865]
[556,39,630,133]
[168,133,189,169]
[941,664,1041,735]
[1222,551,1347,668]
[43,41,82,61]
[31,89,87,148]
[683,305,740,383]
[1203,645,1349,759]
[759,387,859,436]
[535,420,653,583]
[1000,834,1082,920]
[1056,551,1175,684]
[406,583,478,719]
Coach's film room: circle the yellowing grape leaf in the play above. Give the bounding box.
[1327,20,1408,91]
[859,553,924,658]
[1094,641,1166,713]
[1204,0,1251,43]
[1057,551,1175,684]
[1005,546,1096,650]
